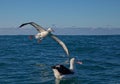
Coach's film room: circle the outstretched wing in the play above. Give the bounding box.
[51,34,69,56]
[19,22,46,32]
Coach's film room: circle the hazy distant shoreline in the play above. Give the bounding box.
[0,27,120,35]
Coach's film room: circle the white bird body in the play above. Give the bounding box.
[35,31,48,39]
[19,22,69,56]
[53,70,76,79]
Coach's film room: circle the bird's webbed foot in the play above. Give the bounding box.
[37,39,41,43]
[37,38,43,43]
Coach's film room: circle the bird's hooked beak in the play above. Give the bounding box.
[76,59,83,64]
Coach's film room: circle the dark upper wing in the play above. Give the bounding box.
[57,65,74,75]
[19,22,46,32]
[50,34,69,56]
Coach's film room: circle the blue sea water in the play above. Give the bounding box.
[0,35,120,84]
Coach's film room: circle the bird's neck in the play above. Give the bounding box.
[70,61,75,71]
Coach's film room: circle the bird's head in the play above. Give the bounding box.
[47,28,54,32]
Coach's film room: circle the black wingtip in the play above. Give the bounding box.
[19,24,24,28]
[19,22,30,28]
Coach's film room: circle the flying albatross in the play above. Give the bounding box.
[19,22,69,56]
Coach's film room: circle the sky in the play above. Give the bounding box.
[0,0,120,35]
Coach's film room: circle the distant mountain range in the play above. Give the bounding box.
[54,27,120,35]
[0,27,120,35]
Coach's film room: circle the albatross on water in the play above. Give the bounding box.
[19,22,69,56]
[51,58,82,79]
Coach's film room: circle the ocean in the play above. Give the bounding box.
[0,35,120,84]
